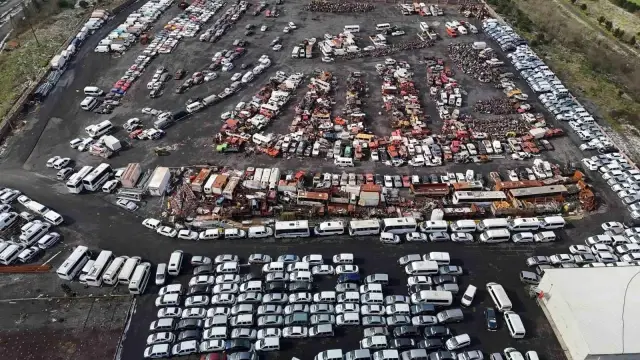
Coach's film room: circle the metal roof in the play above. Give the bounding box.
[509,185,567,197]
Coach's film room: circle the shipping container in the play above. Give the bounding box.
[120,163,141,188]
[358,191,380,207]
[261,169,272,189]
[254,168,264,182]
[204,174,219,195]
[268,168,281,189]
[147,167,171,196]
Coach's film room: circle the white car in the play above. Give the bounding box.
[591,244,614,253]
[216,274,240,284]
[257,328,281,340]
[407,276,432,286]
[69,138,83,148]
[200,340,226,353]
[211,294,236,305]
[53,157,71,170]
[406,232,428,242]
[182,307,207,319]
[451,233,474,243]
[288,293,312,304]
[116,198,139,211]
[569,245,592,255]
[231,73,242,81]
[102,179,119,193]
[550,254,575,265]
[602,221,624,233]
[143,218,161,230]
[335,265,359,274]
[621,253,640,262]
[272,44,282,51]
[46,156,61,167]
[335,303,359,314]
[361,304,386,316]
[156,226,178,238]
[213,283,239,294]
[189,275,215,286]
[37,232,61,249]
[311,265,335,275]
[321,57,334,63]
[177,230,199,241]
[596,251,619,263]
[261,25,268,32]
[282,326,308,338]
[157,307,182,318]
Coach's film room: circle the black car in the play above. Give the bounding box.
[432,275,457,285]
[265,281,287,293]
[393,326,420,338]
[417,338,444,351]
[176,319,203,331]
[430,174,439,183]
[423,325,452,338]
[411,304,436,316]
[288,281,313,292]
[429,351,456,360]
[177,329,201,342]
[390,338,415,350]
[225,339,252,353]
[485,307,498,331]
[374,174,383,185]
[193,264,213,275]
[242,273,261,282]
[187,284,212,296]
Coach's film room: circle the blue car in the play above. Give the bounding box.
[338,273,360,284]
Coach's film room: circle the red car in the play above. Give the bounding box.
[402,175,411,188]
[365,173,374,184]
[175,69,186,80]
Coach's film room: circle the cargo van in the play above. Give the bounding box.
[420,220,448,233]
[43,210,64,225]
[84,86,104,97]
[80,97,98,111]
[507,217,540,231]
[186,102,204,113]
[486,282,512,312]
[479,229,511,243]
[477,218,509,231]
[449,220,477,233]
[539,216,565,229]
[404,261,439,275]
[334,157,354,167]
[411,290,453,306]
[94,45,110,53]
[19,222,51,245]
[248,225,273,238]
[316,350,344,360]
[167,250,184,276]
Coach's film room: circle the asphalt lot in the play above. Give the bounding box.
[0,1,632,360]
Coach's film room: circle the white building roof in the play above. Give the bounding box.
[538,267,640,358]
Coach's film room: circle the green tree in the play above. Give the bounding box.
[598,16,606,24]
[630,36,637,46]
[580,3,587,11]
[605,20,613,31]
[79,0,89,8]
[570,0,576,3]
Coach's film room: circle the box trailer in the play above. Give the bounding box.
[212,174,229,195]
[191,168,212,192]
[268,168,281,189]
[147,167,171,196]
[121,163,141,188]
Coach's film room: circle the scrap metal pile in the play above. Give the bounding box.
[448,43,503,83]
[473,97,519,115]
[424,57,463,121]
[291,71,336,133]
[377,58,428,130]
[306,0,374,13]
[342,39,434,60]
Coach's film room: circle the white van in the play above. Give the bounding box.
[19,222,51,245]
[420,220,448,233]
[0,244,21,265]
[248,225,273,238]
[334,157,354,167]
[449,220,477,233]
[477,218,509,231]
[410,290,452,306]
[102,256,127,286]
[80,97,98,111]
[360,293,384,305]
[167,250,184,276]
[85,120,113,138]
[84,86,104,97]
[533,231,556,243]
[186,102,204,113]
[479,229,511,243]
[199,228,222,240]
[539,216,566,229]
[404,261,439,275]
[504,311,526,338]
[94,45,110,53]
[43,210,64,225]
[486,282,512,312]
[507,218,541,232]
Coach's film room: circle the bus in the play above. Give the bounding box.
[314,221,345,236]
[118,256,141,285]
[85,250,115,287]
[57,246,91,280]
[375,23,391,31]
[66,166,94,193]
[128,262,151,294]
[381,217,417,234]
[344,25,360,33]
[274,220,310,238]
[348,220,381,236]
[82,163,112,192]
[102,256,128,286]
[452,191,507,205]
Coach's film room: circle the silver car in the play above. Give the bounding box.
[258,315,284,327]
[310,314,335,325]
[310,303,334,314]
[257,304,283,316]
[231,328,257,340]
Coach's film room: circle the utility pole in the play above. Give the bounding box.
[21,2,40,46]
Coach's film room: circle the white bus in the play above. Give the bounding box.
[344,25,360,33]
[118,256,141,285]
[82,163,112,191]
[314,221,345,236]
[102,256,128,286]
[85,250,115,287]
[274,220,310,238]
[128,262,151,294]
[452,191,507,205]
[57,246,91,280]
[375,23,391,31]
[66,166,94,193]
[381,217,417,234]
[348,220,381,236]
[486,282,513,312]
[85,120,113,138]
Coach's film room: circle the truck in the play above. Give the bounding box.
[102,135,122,152]
[305,44,313,58]
[50,55,67,70]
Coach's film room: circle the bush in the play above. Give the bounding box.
[78,0,89,8]
[630,36,637,46]
[57,0,73,8]
[598,16,606,24]
[605,20,613,31]
[580,3,587,10]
